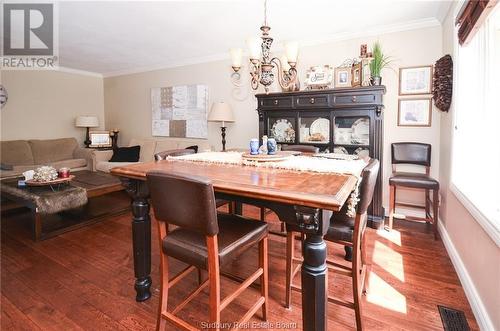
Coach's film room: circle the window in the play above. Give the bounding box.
[452,5,500,239]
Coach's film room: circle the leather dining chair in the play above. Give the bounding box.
[388,142,440,240]
[260,144,320,233]
[155,149,234,213]
[147,171,269,331]
[285,158,379,331]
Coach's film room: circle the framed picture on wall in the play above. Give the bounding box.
[398,98,432,127]
[399,65,433,95]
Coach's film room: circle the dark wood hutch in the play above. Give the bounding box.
[256,86,386,228]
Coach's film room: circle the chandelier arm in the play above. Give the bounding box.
[270,57,297,89]
[249,62,260,90]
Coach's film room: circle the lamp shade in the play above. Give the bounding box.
[246,37,262,61]
[208,102,235,126]
[284,41,299,63]
[75,116,99,128]
[280,54,291,72]
[229,48,243,67]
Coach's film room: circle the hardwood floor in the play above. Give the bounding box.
[1,205,478,330]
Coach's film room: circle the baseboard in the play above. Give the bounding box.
[438,220,495,330]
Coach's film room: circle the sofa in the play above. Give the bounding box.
[0,138,93,179]
[92,138,211,173]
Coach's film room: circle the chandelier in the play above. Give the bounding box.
[229,0,299,93]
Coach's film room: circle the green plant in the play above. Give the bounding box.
[369,41,391,77]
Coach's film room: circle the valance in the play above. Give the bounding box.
[456,0,497,45]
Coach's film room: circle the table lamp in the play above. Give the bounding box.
[75,116,99,148]
[208,102,235,151]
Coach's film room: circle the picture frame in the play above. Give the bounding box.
[399,65,433,95]
[304,65,334,90]
[398,98,432,127]
[334,67,352,88]
[89,130,112,148]
[351,63,361,87]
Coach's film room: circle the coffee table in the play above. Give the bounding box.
[1,170,129,241]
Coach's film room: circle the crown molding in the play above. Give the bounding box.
[83,17,440,78]
[435,1,454,24]
[57,66,103,78]
[102,52,229,78]
[299,17,441,47]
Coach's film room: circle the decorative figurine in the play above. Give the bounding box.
[250,138,260,155]
[259,135,268,154]
[267,138,277,155]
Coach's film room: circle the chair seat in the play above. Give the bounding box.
[162,213,268,269]
[389,172,439,189]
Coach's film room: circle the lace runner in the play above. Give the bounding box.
[168,152,367,216]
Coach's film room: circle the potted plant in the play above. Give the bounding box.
[369,41,390,86]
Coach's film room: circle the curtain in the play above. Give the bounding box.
[453,6,500,226]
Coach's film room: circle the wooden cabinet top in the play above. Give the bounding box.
[256,86,386,109]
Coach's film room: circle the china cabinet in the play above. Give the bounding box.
[256,86,386,228]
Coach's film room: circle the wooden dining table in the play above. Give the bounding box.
[111,159,357,331]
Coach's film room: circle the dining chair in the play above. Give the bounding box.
[285,158,379,331]
[280,144,320,154]
[155,149,234,214]
[261,144,320,233]
[147,171,269,331]
[388,142,440,240]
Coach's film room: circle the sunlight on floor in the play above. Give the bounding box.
[366,271,407,314]
[376,228,402,246]
[372,240,405,282]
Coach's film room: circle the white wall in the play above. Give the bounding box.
[104,25,443,211]
[1,70,105,146]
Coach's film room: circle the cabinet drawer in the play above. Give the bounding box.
[259,96,293,109]
[295,95,329,108]
[332,92,378,106]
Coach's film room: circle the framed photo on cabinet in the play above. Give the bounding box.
[398,98,432,127]
[399,65,433,95]
[334,67,352,88]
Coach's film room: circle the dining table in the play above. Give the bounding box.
[111,155,358,331]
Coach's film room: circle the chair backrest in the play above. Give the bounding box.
[356,158,380,215]
[146,171,219,236]
[280,144,319,153]
[391,142,431,167]
[154,148,195,161]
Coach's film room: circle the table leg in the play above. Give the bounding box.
[234,201,243,215]
[295,206,328,331]
[33,211,42,241]
[121,178,152,302]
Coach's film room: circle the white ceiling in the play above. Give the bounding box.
[54,0,452,77]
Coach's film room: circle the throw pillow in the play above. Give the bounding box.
[185,145,198,153]
[109,145,141,162]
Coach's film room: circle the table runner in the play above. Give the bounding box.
[169,152,367,216]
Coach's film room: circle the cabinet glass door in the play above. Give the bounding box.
[298,116,330,144]
[268,117,296,143]
[333,116,370,157]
